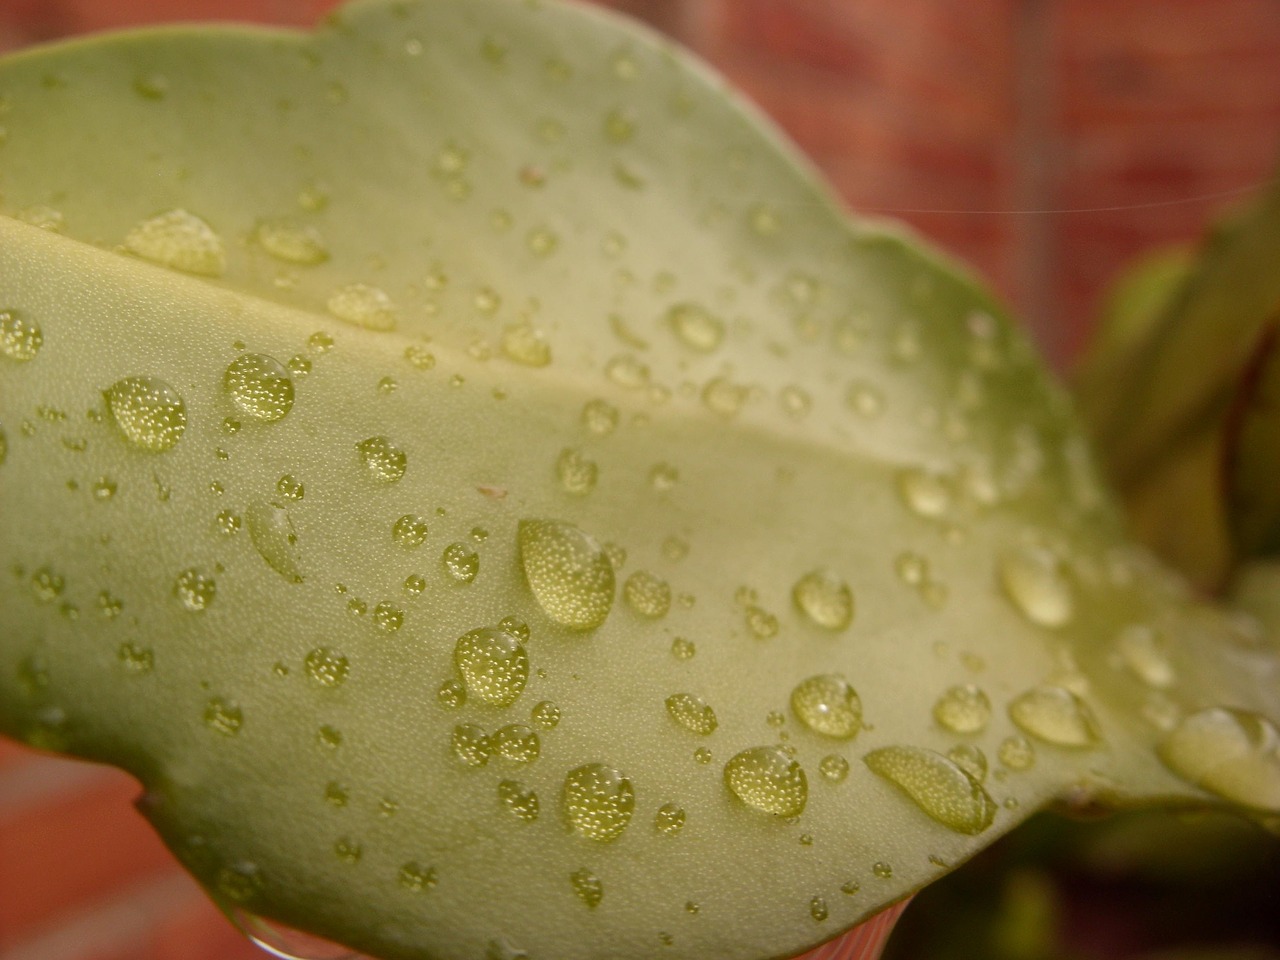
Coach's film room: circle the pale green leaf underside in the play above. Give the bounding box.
[0,3,1277,960]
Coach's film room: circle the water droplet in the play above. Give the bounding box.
[864,745,997,835]
[270,475,303,502]
[91,476,117,500]
[724,747,807,817]
[501,323,552,366]
[605,353,649,389]
[570,868,604,908]
[454,626,529,706]
[841,880,861,896]
[1116,624,1175,688]
[1158,708,1280,809]
[997,735,1035,770]
[324,781,349,807]
[204,697,242,735]
[818,754,849,783]
[304,648,348,687]
[872,862,893,880]
[245,500,304,582]
[0,309,43,362]
[452,724,492,766]
[403,573,426,596]
[779,385,812,419]
[398,862,437,892]
[702,377,748,417]
[745,605,779,639]
[933,684,991,734]
[223,354,294,422]
[582,399,619,436]
[791,675,862,739]
[174,568,215,611]
[498,779,539,821]
[493,724,540,763]
[517,519,615,630]
[894,552,928,586]
[438,678,466,708]
[666,302,724,352]
[563,763,635,841]
[317,725,343,748]
[897,468,952,518]
[845,381,884,418]
[327,283,397,331]
[665,693,717,735]
[624,570,671,618]
[117,642,154,674]
[443,542,480,583]
[603,107,635,143]
[671,637,696,660]
[216,862,263,903]
[693,747,713,765]
[556,448,598,495]
[356,436,407,483]
[104,376,186,451]
[999,546,1074,628]
[124,209,225,276]
[1008,686,1100,747]
[654,803,686,836]
[333,837,362,864]
[809,897,829,922]
[792,569,854,631]
[254,218,329,265]
[392,515,429,549]
[404,345,435,370]
[531,700,561,729]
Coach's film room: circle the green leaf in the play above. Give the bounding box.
[0,3,1277,959]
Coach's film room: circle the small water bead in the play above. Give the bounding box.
[872,862,893,880]
[118,642,154,674]
[864,745,997,835]
[454,626,529,706]
[404,345,436,370]
[693,747,713,765]
[666,302,724,352]
[288,356,311,378]
[570,868,604,909]
[531,700,561,729]
[897,468,953,518]
[624,570,671,619]
[819,754,849,783]
[324,782,349,807]
[304,648,348,687]
[245,500,303,582]
[91,477,117,500]
[334,838,362,864]
[605,354,649,388]
[104,377,186,452]
[174,568,216,612]
[671,637,696,661]
[724,747,807,817]
[124,209,225,276]
[933,684,991,734]
[223,354,294,422]
[702,377,748,417]
[841,881,861,896]
[665,693,717,735]
[555,448,598,495]
[792,569,854,631]
[809,897,829,923]
[443,543,480,583]
[779,386,812,419]
[999,546,1074,628]
[391,515,429,549]
[398,862,437,893]
[0,309,42,361]
[29,567,63,603]
[1158,708,1280,809]
[502,323,552,366]
[1008,686,1101,748]
[498,780,539,821]
[766,711,786,729]
[563,764,635,841]
[254,218,329,265]
[204,698,243,736]
[745,605,779,640]
[437,679,465,709]
[327,283,397,331]
[895,552,929,587]
[997,736,1036,771]
[318,725,343,748]
[268,476,303,504]
[97,591,123,618]
[791,675,862,740]
[404,574,427,596]
[216,863,263,903]
[654,803,686,836]
[452,724,493,766]
[356,437,407,483]
[582,398,619,436]
[1116,624,1176,688]
[493,724,541,763]
[845,381,884,418]
[948,744,989,783]
[517,519,615,630]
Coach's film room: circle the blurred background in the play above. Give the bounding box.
[1,2,1278,958]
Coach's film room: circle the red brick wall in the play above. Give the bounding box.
[1,1,1279,956]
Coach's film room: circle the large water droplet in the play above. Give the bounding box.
[497,779,540,821]
[104,376,186,451]
[254,218,330,265]
[0,309,43,362]
[665,693,718,735]
[245,500,304,582]
[1158,707,1280,810]
[174,568,216,611]
[666,302,724,352]
[932,684,991,734]
[454,626,529,707]
[569,868,603,908]
[517,519,615,630]
[563,763,634,841]
[356,436,407,483]
[792,569,854,630]
[327,283,397,331]
[864,745,997,835]
[124,209,225,276]
[999,546,1074,627]
[724,746,807,817]
[1008,685,1100,748]
[223,354,294,422]
[624,570,671,618]
[791,675,862,739]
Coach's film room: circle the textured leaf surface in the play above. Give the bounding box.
[1,3,1278,959]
